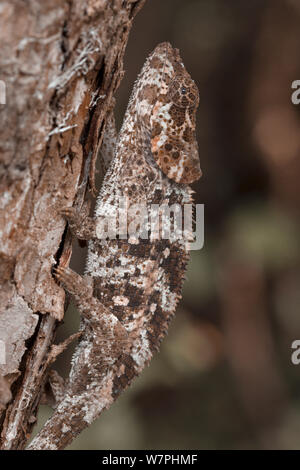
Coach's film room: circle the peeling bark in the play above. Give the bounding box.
[0,0,146,450]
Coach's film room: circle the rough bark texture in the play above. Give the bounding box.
[0,0,146,450]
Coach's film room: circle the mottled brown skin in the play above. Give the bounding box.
[29,43,201,450]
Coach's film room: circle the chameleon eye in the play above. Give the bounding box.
[168,78,199,109]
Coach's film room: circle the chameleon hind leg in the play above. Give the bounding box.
[28,267,132,449]
[54,266,129,352]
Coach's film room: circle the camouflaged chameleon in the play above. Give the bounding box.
[29,42,201,450]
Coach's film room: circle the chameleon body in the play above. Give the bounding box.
[29,42,201,450]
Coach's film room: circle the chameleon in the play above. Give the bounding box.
[29,42,201,450]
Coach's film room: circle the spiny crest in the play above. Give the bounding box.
[134,42,202,184]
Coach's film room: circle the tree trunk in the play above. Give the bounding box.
[0,0,146,450]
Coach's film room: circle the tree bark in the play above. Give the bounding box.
[0,0,146,450]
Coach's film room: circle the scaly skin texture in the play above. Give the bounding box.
[29,42,201,450]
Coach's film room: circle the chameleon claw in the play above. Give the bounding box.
[53,266,71,285]
[53,265,87,296]
[60,206,76,220]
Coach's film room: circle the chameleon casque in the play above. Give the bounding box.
[29,42,201,449]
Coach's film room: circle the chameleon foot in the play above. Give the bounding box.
[60,206,77,221]
[53,266,89,296]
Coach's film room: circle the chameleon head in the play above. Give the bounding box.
[136,42,202,184]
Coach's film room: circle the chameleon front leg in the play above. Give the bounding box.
[60,204,96,240]
[61,110,118,241]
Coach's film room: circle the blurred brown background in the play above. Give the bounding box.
[34,0,300,449]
